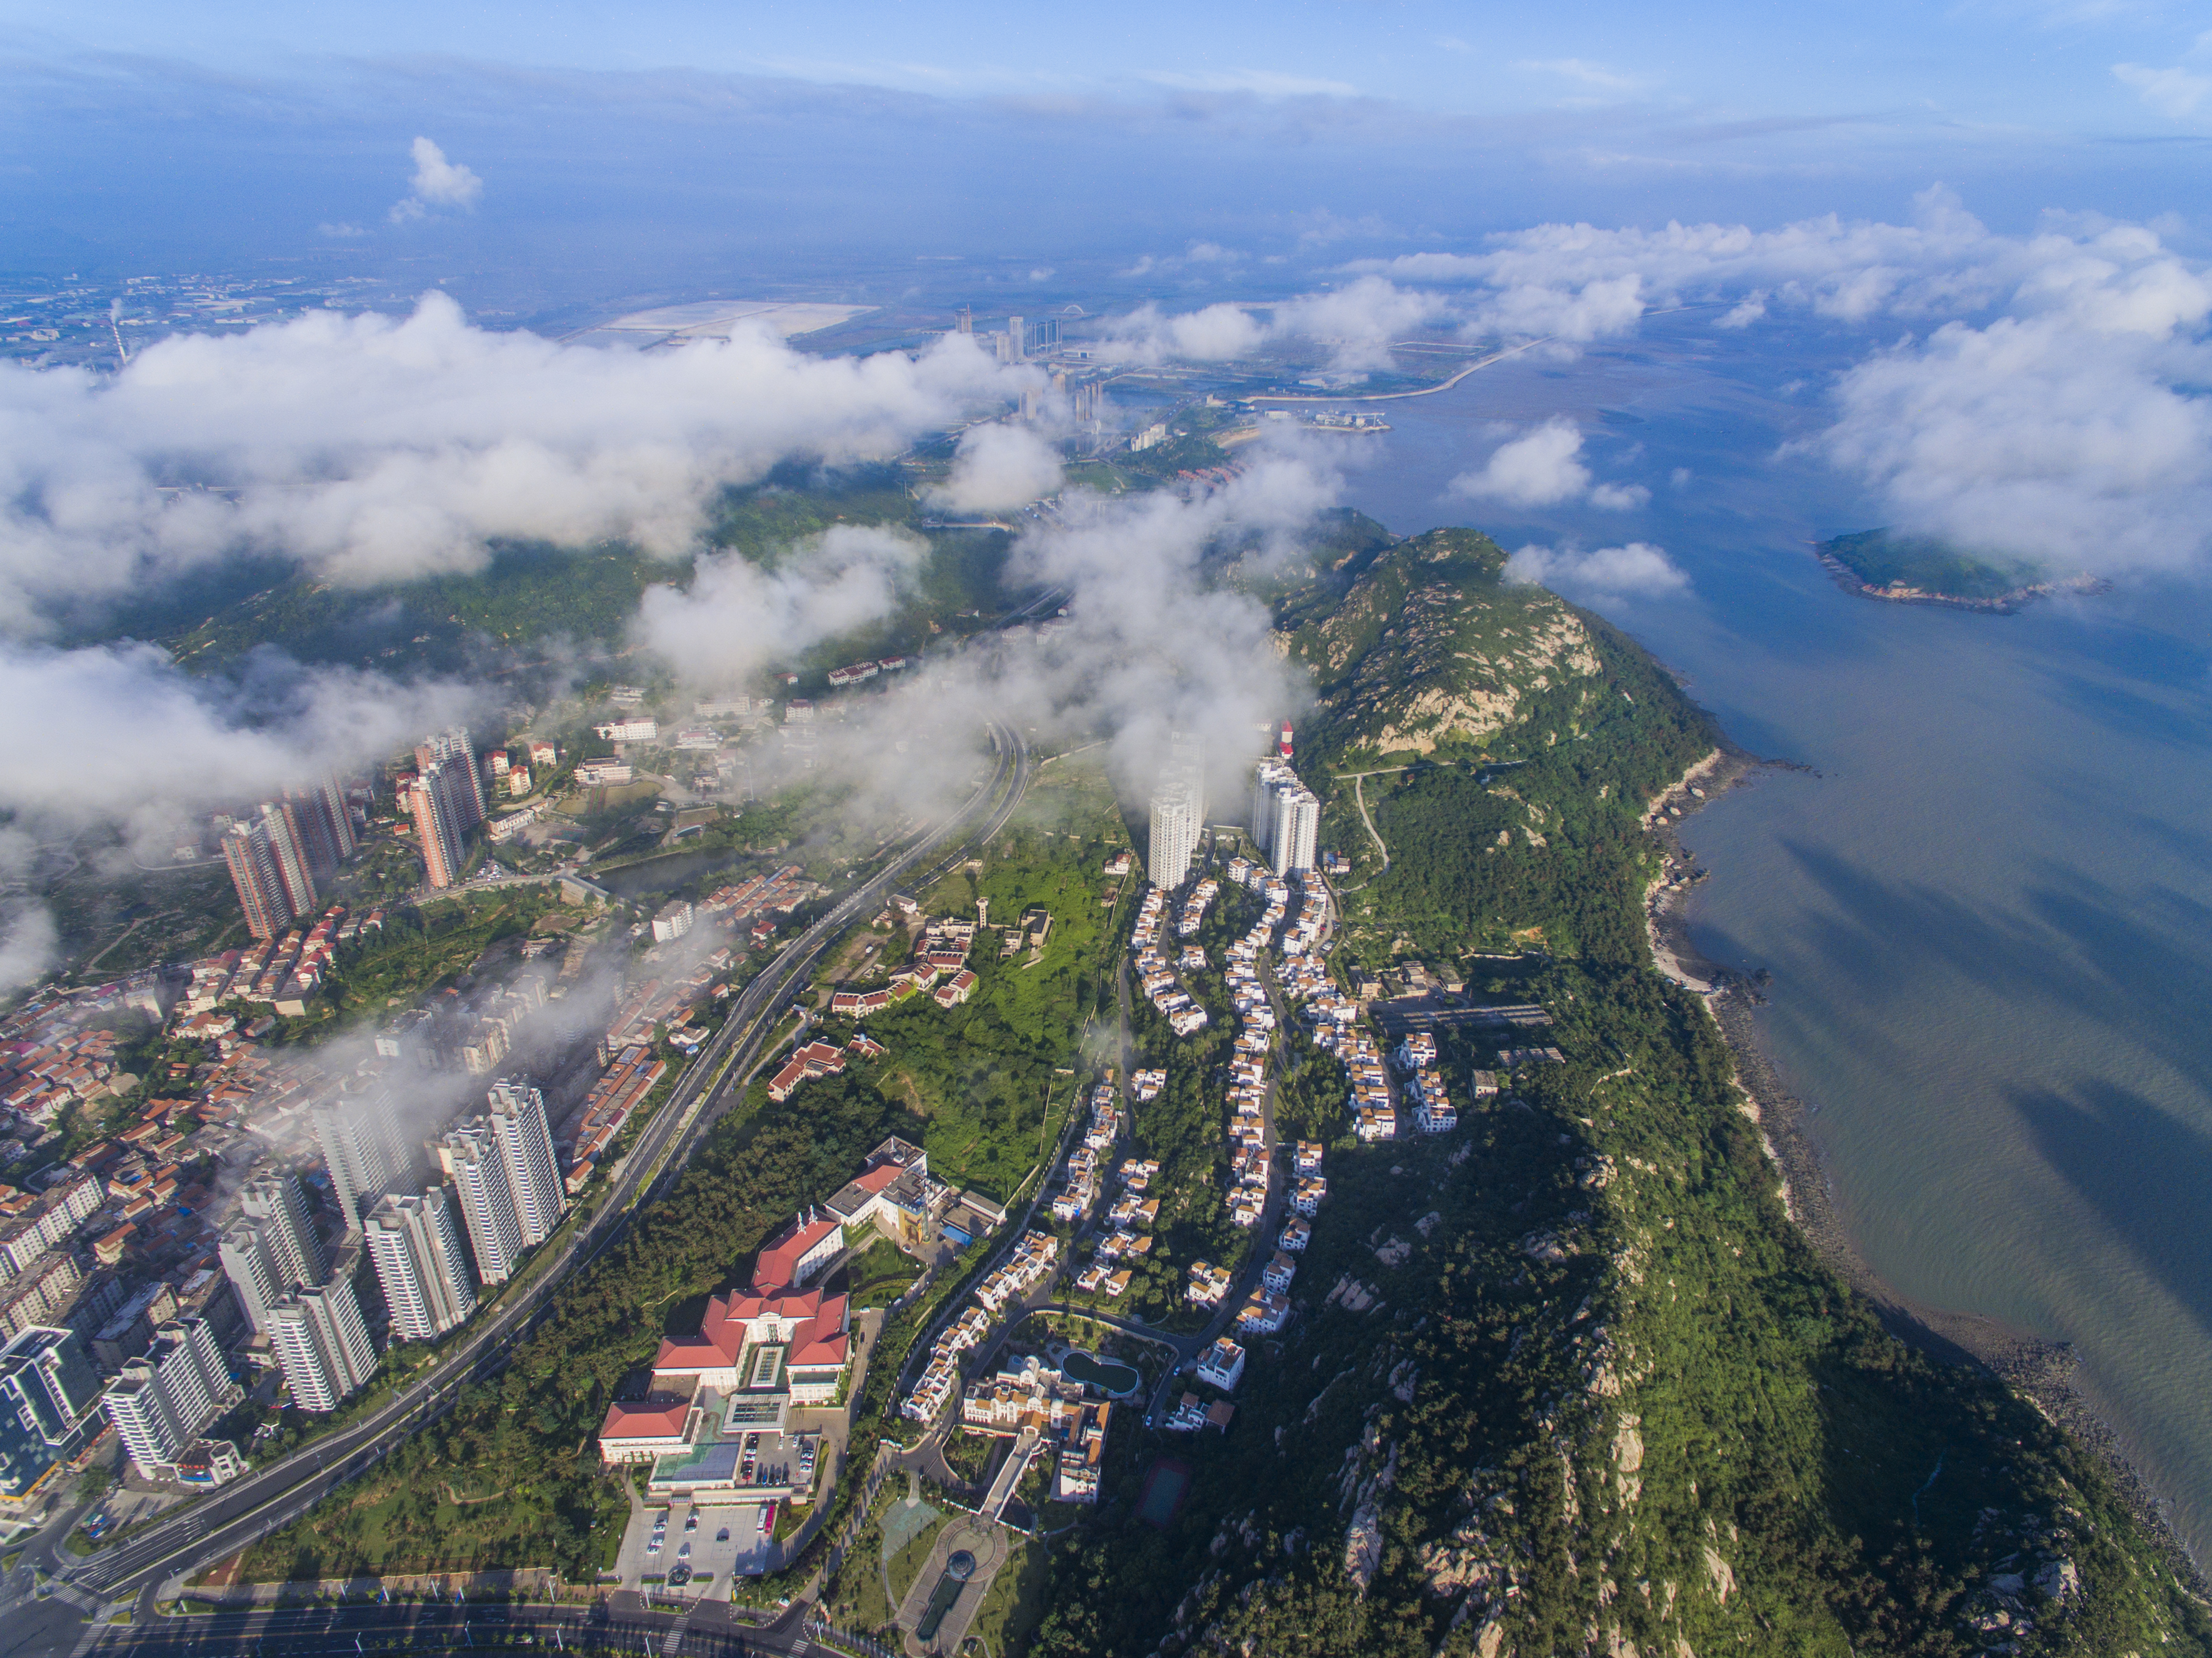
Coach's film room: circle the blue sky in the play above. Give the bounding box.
[3,1,2209,299]
[8,0,2212,130]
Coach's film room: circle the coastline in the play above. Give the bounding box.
[1809,546,2110,615]
[1648,752,2210,1594]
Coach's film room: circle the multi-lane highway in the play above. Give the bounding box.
[71,1590,903,1656]
[22,721,1032,1655]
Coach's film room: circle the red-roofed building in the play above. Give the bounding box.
[933,970,978,1009]
[648,1285,851,1403]
[752,1211,843,1293]
[596,1400,696,1465]
[766,1040,847,1103]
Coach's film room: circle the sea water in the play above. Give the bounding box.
[1334,311,2212,1563]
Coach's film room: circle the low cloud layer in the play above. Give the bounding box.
[1505,541,1689,605]
[0,293,1023,633]
[632,525,930,688]
[1366,191,2212,576]
[1100,276,1447,371]
[630,444,1343,821]
[925,423,1066,514]
[1451,418,1647,511]
[0,640,479,831]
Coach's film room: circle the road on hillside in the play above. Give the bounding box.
[32,721,1032,1651]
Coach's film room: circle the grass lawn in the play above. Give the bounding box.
[884,1509,950,1610]
[968,1536,1052,1656]
[844,1236,924,1308]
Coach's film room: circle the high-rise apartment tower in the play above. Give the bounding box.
[364,1190,477,1341]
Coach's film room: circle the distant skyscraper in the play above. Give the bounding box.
[1148,731,1206,888]
[407,763,468,890]
[441,1121,521,1285]
[240,1170,325,1292]
[221,818,299,941]
[414,728,485,830]
[268,1276,376,1413]
[365,1190,477,1341]
[1006,315,1025,361]
[286,775,356,878]
[101,1318,232,1478]
[311,1099,412,1230]
[488,1081,567,1248]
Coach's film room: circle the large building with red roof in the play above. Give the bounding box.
[649,1283,851,1403]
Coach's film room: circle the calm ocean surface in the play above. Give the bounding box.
[1334,313,2212,1563]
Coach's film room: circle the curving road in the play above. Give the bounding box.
[26,721,1033,1653]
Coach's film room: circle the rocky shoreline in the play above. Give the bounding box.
[1811,548,2111,616]
[1650,759,2210,1598]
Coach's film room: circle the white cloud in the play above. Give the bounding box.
[631,524,929,688]
[390,137,483,223]
[0,293,1022,631]
[2113,61,2212,117]
[0,640,478,824]
[1099,301,1267,364]
[1269,276,1450,369]
[318,222,367,240]
[620,448,1345,827]
[1716,293,1768,329]
[1516,58,1644,93]
[1795,211,2212,576]
[1099,277,1445,371]
[1141,69,1358,98]
[1816,309,2212,576]
[1504,541,1690,604]
[1452,419,1591,507]
[0,903,57,999]
[1451,418,1646,510]
[1360,186,2024,341]
[925,422,1065,514]
[1589,482,1652,510]
[1355,192,2212,576]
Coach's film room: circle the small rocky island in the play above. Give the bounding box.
[1816,528,2107,613]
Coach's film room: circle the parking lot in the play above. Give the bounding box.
[612,1425,823,1593]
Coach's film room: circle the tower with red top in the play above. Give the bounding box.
[1277,721,1294,760]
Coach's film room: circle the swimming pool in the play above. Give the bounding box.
[1062,1349,1141,1395]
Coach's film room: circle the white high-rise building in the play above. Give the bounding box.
[488,1081,567,1247]
[240,1170,325,1292]
[1148,787,1201,889]
[218,1222,283,1334]
[441,1122,522,1286]
[101,1318,233,1478]
[1272,787,1320,876]
[365,1190,477,1342]
[1250,759,1297,863]
[1148,731,1207,889]
[312,1100,412,1229]
[268,1276,377,1413]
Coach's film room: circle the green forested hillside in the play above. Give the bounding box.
[151,464,1018,678]
[1023,528,2207,1657]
